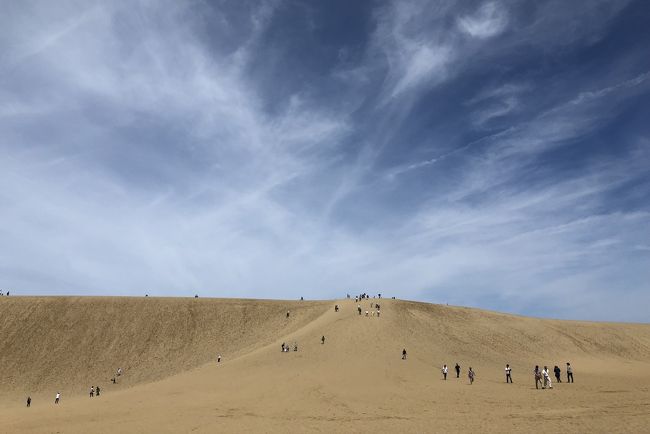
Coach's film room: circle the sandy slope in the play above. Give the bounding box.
[1,297,649,433]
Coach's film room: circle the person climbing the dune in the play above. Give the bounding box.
[566,362,574,383]
[402,349,407,360]
[534,365,542,389]
[455,363,461,378]
[321,335,325,344]
[468,367,475,384]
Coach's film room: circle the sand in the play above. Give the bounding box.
[1,296,649,433]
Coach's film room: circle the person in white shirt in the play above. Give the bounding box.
[505,364,513,383]
[55,392,60,404]
[442,364,448,380]
[542,366,552,389]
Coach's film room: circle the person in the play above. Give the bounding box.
[377,310,381,317]
[378,293,381,298]
[567,362,574,383]
[90,386,94,397]
[96,386,100,397]
[281,342,286,352]
[534,365,543,389]
[217,354,221,363]
[542,366,553,389]
[111,377,116,384]
[455,363,461,378]
[357,305,362,315]
[365,310,369,316]
[334,305,339,312]
[194,294,198,298]
[300,296,303,301]
[402,349,407,360]
[286,311,290,319]
[442,364,448,380]
[26,396,31,407]
[117,367,122,377]
[294,343,298,351]
[468,367,475,384]
[554,365,562,383]
[505,364,513,383]
[321,335,325,344]
[55,392,60,404]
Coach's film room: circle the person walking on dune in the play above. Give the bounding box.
[442,364,448,380]
[26,396,31,407]
[217,354,222,363]
[96,386,100,397]
[89,386,94,398]
[468,367,475,384]
[455,363,461,378]
[566,362,574,383]
[534,365,543,389]
[554,365,562,383]
[54,392,60,404]
[402,349,407,360]
[286,311,290,319]
[542,366,552,389]
[321,335,325,344]
[505,364,513,383]
[358,305,362,315]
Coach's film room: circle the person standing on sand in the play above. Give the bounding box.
[286,311,290,319]
[566,362,574,383]
[90,386,94,397]
[27,396,31,407]
[455,363,461,378]
[442,364,448,380]
[217,354,222,363]
[402,349,407,360]
[55,392,60,404]
[321,335,325,344]
[96,386,100,397]
[542,366,552,389]
[505,364,513,383]
[534,365,543,389]
[554,365,562,383]
[468,367,475,384]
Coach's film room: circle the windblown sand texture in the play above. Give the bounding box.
[1,296,649,433]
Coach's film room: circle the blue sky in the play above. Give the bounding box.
[1,0,649,321]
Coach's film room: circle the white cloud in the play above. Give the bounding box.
[458,2,508,39]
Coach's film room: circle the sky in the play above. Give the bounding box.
[1,0,649,322]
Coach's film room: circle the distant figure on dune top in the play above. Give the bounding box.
[286,311,290,319]
[54,392,60,404]
[566,362,574,383]
[455,363,461,378]
[194,294,198,298]
[468,367,475,384]
[357,305,361,315]
[402,349,407,360]
[505,364,513,383]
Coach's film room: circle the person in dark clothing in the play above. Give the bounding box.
[505,364,513,383]
[402,349,407,360]
[566,362,574,383]
[554,365,562,383]
[455,363,461,378]
[321,335,325,344]
[534,365,543,389]
[27,396,31,407]
[96,386,100,397]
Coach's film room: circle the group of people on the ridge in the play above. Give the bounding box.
[0,290,9,296]
[281,342,298,352]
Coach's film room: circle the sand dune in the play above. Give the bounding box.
[1,297,649,433]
